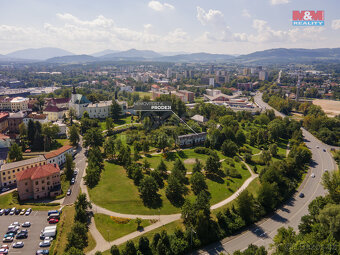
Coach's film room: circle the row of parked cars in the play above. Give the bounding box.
[0,221,31,253]
[0,207,32,216]
[67,168,79,196]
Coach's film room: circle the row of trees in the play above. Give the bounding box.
[65,193,92,255]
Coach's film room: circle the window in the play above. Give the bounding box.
[35,181,38,185]
[47,181,50,185]
[42,180,45,184]
[12,170,15,173]
[2,172,5,175]
[25,182,28,186]
[42,186,45,190]
[26,189,29,193]
[3,177,6,181]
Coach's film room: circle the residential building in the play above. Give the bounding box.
[237,82,253,91]
[0,155,46,187]
[44,145,74,167]
[86,101,112,119]
[23,113,48,126]
[46,98,70,109]
[0,97,12,111]
[8,111,26,134]
[171,90,194,103]
[177,132,207,148]
[259,71,268,81]
[55,122,67,136]
[10,97,29,111]
[0,112,9,132]
[43,105,66,121]
[16,164,61,200]
[0,134,11,148]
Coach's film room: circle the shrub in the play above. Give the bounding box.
[233,156,240,162]
[225,167,241,178]
[194,147,212,155]
[110,216,131,224]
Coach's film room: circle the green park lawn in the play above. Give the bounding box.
[88,158,251,215]
[94,213,152,242]
[142,149,226,171]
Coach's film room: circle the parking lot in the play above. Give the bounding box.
[0,210,50,254]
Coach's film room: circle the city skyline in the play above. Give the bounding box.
[1,0,340,55]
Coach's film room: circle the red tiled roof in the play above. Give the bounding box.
[44,145,73,159]
[44,105,62,112]
[16,164,60,181]
[50,98,70,104]
[0,112,9,120]
[0,134,10,140]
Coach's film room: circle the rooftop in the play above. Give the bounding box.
[0,155,45,171]
[44,145,73,159]
[11,97,29,103]
[16,163,60,181]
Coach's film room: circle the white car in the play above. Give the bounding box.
[22,222,31,227]
[12,241,24,248]
[12,222,20,226]
[20,209,26,215]
[311,173,315,178]
[316,146,319,149]
[25,208,32,216]
[39,240,51,247]
[0,247,8,254]
[44,236,53,242]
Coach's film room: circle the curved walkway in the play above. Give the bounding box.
[82,157,258,254]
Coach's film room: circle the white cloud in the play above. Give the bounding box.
[270,0,290,5]
[242,9,251,18]
[196,6,225,28]
[144,24,152,30]
[332,19,340,30]
[148,1,174,11]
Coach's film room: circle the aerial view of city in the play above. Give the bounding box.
[0,0,339,255]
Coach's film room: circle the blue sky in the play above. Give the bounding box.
[0,0,339,55]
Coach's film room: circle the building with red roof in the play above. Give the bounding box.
[44,145,74,167]
[16,164,61,200]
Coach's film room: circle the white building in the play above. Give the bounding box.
[23,113,48,126]
[10,97,29,112]
[44,145,74,167]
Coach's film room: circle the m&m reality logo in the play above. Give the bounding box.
[292,10,324,26]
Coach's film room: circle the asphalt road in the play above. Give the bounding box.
[0,211,49,255]
[196,93,337,254]
[63,139,87,205]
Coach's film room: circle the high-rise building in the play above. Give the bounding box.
[259,71,268,81]
[166,68,172,79]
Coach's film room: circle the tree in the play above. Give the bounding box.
[83,128,104,148]
[322,171,340,203]
[110,245,120,255]
[64,247,84,255]
[8,143,23,162]
[150,170,164,189]
[82,111,90,119]
[155,133,170,152]
[66,222,88,251]
[110,100,122,121]
[236,190,256,224]
[156,159,168,178]
[65,153,75,181]
[221,140,238,157]
[104,137,116,160]
[138,176,160,208]
[19,122,27,138]
[27,119,35,145]
[257,182,279,213]
[138,236,151,254]
[69,125,80,147]
[84,166,100,188]
[260,150,272,164]
[205,153,221,175]
[235,130,246,145]
[269,144,278,157]
[190,172,208,195]
[135,218,142,230]
[166,174,188,206]
[106,117,114,133]
[272,227,296,255]
[192,158,203,174]
[122,240,137,255]
[95,252,102,255]
[42,122,60,150]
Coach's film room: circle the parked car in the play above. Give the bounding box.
[299,193,305,198]
[3,234,14,238]
[4,209,10,215]
[36,249,49,255]
[12,241,24,248]
[0,209,4,215]
[15,209,21,215]
[0,245,9,250]
[25,208,32,216]
[39,240,51,247]
[70,178,75,184]
[2,236,13,243]
[311,173,315,178]
[323,149,326,152]
[48,218,59,224]
[22,222,31,227]
[16,232,28,239]
[67,189,71,196]
[12,222,20,226]
[0,248,8,254]
[1,187,9,193]
[20,209,26,215]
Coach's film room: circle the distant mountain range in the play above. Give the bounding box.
[6,47,74,60]
[2,47,340,64]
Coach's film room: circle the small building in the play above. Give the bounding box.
[43,105,66,121]
[191,114,208,123]
[16,164,61,200]
[176,132,207,148]
[8,111,27,134]
[44,145,73,168]
[23,113,48,126]
[0,134,11,148]
[10,97,29,112]
[0,112,9,133]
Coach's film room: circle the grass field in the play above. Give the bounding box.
[88,159,251,215]
[102,220,183,255]
[0,192,60,211]
[49,205,75,255]
[142,149,226,171]
[135,91,152,98]
[84,231,96,254]
[94,213,152,242]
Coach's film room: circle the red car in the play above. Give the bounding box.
[48,218,59,224]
